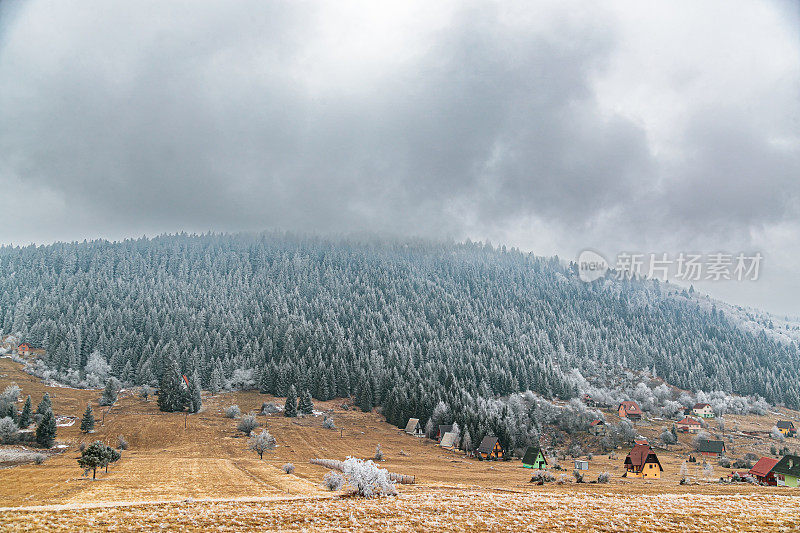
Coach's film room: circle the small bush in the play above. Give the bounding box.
[743,452,759,462]
[374,444,383,461]
[322,416,336,429]
[530,470,556,484]
[732,458,752,470]
[237,414,258,436]
[323,471,344,491]
[79,442,86,452]
[117,435,129,450]
[341,457,397,497]
[573,470,584,483]
[597,472,611,483]
[282,463,295,474]
[556,474,569,484]
[33,454,46,465]
[261,403,281,415]
[225,405,241,419]
[718,456,731,468]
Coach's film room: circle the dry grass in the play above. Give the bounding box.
[1,357,799,531]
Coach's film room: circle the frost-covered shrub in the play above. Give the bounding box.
[261,403,281,415]
[718,456,731,468]
[237,414,258,436]
[529,470,555,484]
[771,427,786,441]
[744,452,759,462]
[229,368,255,390]
[248,429,276,459]
[224,405,241,419]
[556,474,569,484]
[0,417,19,444]
[323,471,344,491]
[573,470,584,483]
[282,463,295,474]
[117,435,129,450]
[374,444,383,461]
[33,453,46,465]
[322,416,335,429]
[597,472,611,483]
[341,457,397,497]
[732,458,752,469]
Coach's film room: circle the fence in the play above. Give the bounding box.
[310,458,415,484]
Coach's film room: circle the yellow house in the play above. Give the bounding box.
[777,421,796,438]
[624,444,663,479]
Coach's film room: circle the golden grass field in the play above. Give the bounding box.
[1,357,799,531]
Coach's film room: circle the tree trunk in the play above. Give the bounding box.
[92,468,96,480]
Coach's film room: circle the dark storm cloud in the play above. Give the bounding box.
[0,0,799,312]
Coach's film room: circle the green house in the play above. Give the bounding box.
[773,454,800,488]
[522,446,548,469]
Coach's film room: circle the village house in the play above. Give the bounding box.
[437,424,453,442]
[522,446,547,469]
[476,436,504,460]
[776,421,796,438]
[749,457,780,486]
[623,443,663,479]
[696,439,726,458]
[773,454,800,487]
[618,401,642,421]
[589,419,606,436]
[439,431,457,449]
[574,460,588,471]
[692,403,714,418]
[405,418,423,437]
[676,416,702,433]
[16,343,31,357]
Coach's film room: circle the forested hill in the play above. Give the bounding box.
[1,233,798,424]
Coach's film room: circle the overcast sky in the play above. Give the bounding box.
[0,1,798,314]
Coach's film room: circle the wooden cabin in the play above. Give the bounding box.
[692,403,714,418]
[696,439,726,458]
[574,460,588,471]
[405,418,423,437]
[773,454,800,487]
[618,401,642,421]
[676,417,702,433]
[522,446,547,469]
[623,444,662,479]
[776,421,796,438]
[439,431,457,449]
[749,457,779,486]
[476,436,504,460]
[589,419,606,436]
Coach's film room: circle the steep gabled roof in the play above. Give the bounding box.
[773,454,800,478]
[693,403,711,409]
[749,457,779,478]
[522,446,547,466]
[477,436,499,454]
[590,419,605,427]
[677,417,701,426]
[696,439,726,454]
[777,421,795,430]
[624,444,662,471]
[439,431,457,448]
[405,418,420,433]
[619,401,642,415]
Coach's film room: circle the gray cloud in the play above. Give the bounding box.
[1,0,799,313]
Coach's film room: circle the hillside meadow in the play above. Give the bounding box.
[1,357,799,531]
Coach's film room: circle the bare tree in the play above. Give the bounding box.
[248,429,276,459]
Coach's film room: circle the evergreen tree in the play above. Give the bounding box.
[209,367,223,395]
[77,441,110,480]
[284,385,297,417]
[99,377,122,406]
[187,371,202,413]
[258,366,270,394]
[36,393,51,417]
[358,379,373,413]
[157,358,187,412]
[18,395,32,428]
[298,389,314,415]
[36,407,57,448]
[80,403,95,433]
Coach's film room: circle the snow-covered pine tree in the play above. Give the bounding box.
[80,403,95,433]
[298,389,314,415]
[284,385,297,417]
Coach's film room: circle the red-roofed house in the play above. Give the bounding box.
[676,417,702,433]
[618,401,642,421]
[749,457,780,486]
[17,343,30,356]
[589,419,606,436]
[623,444,662,479]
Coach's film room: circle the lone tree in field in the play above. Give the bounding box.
[78,441,110,480]
[35,405,56,448]
[248,429,276,459]
[80,404,95,433]
[298,389,314,415]
[157,358,187,412]
[237,414,258,436]
[99,377,122,406]
[284,385,298,418]
[139,385,153,401]
[18,396,32,429]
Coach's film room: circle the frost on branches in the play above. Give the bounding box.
[341,457,397,498]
